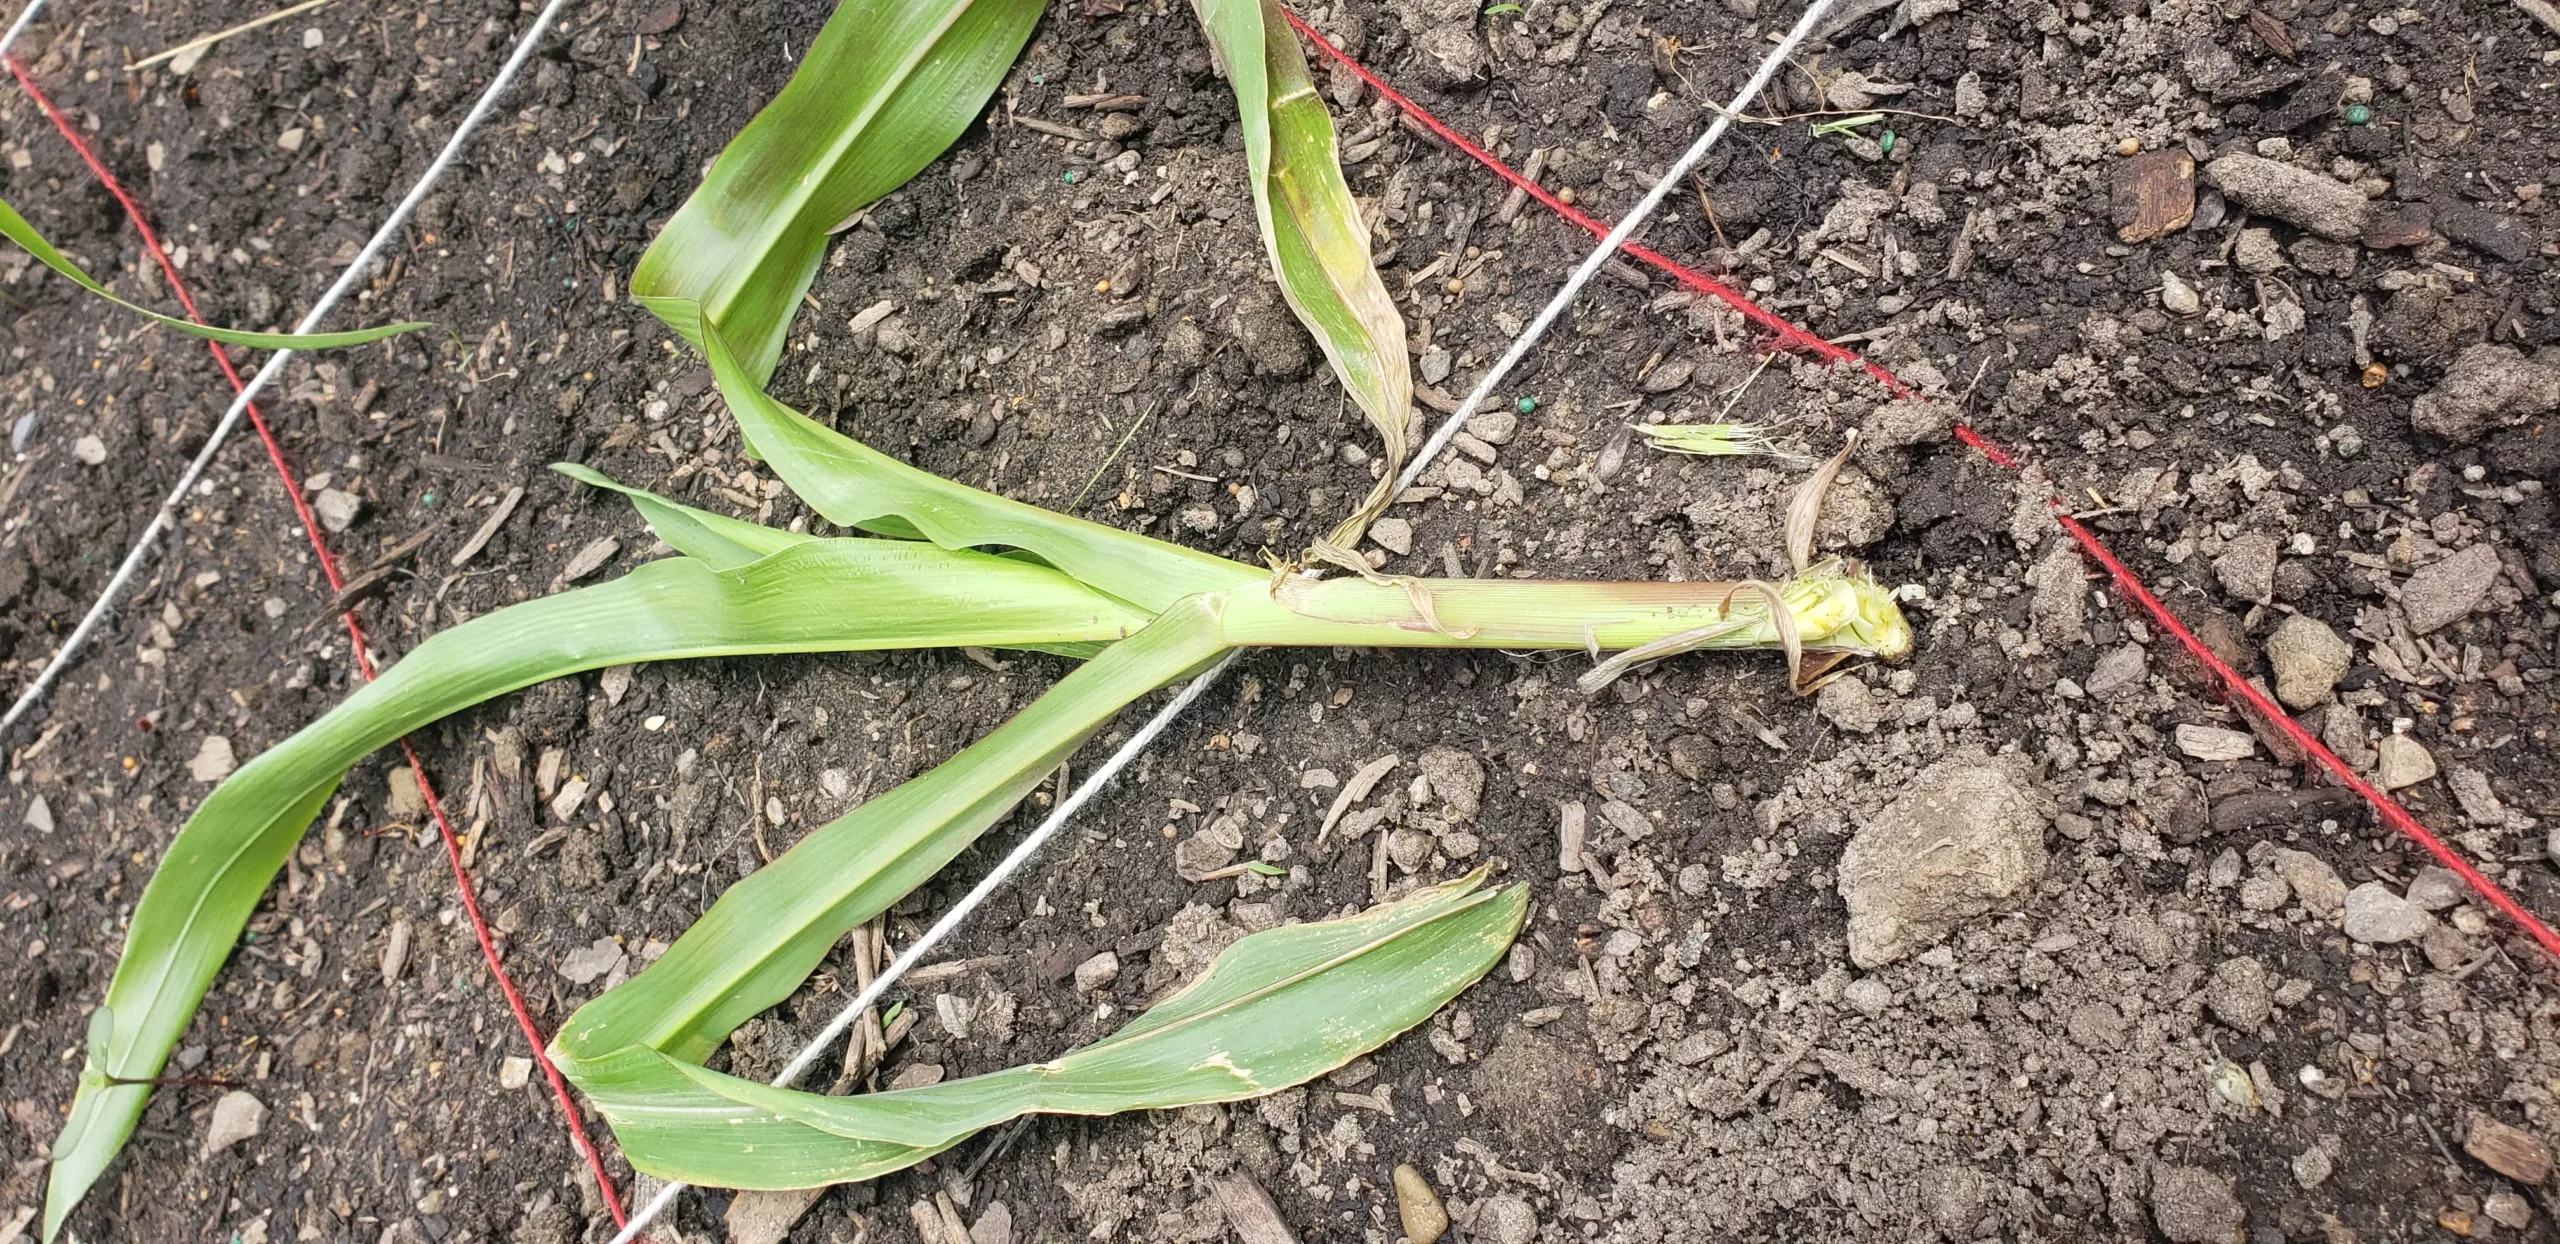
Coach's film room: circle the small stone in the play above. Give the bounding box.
[2484,1192,2533,1231]
[202,1090,267,1157]
[1385,827,1432,874]
[2211,532,2279,604]
[2149,1165,2246,1244]
[2206,955,2273,1030]
[2404,866,2465,912]
[23,794,52,834]
[2401,543,2503,635]
[726,1189,826,1244]
[188,735,238,783]
[2239,871,2291,912]
[384,766,429,821]
[1466,409,1518,445]
[2291,1146,2333,1189]
[2085,644,2149,698]
[2342,881,2433,945]
[1176,504,1221,535]
[2112,150,2196,243]
[1368,517,1413,556]
[312,488,362,533]
[2411,345,2560,444]
[2448,768,2508,826]
[1073,951,1120,993]
[2175,724,2256,762]
[277,126,305,152]
[558,935,626,985]
[2464,1114,2552,1185]
[2158,269,2202,317]
[2204,153,2369,240]
[1843,977,1893,1017]
[1639,358,1695,394]
[72,434,106,465]
[2375,733,2436,790]
[969,1202,1014,1244]
[1392,1164,1449,1244]
[1479,1196,1539,1244]
[498,1056,533,1090]
[1417,747,1484,820]
[2270,849,2347,917]
[2265,614,2351,709]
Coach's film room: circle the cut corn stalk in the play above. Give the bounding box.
[1193,0,1414,561]
[627,0,1045,384]
[0,198,428,349]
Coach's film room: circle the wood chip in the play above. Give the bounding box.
[553,536,621,587]
[1211,1174,1302,1244]
[725,1189,823,1244]
[1013,116,1096,142]
[449,485,524,567]
[1558,800,1587,872]
[2111,150,2196,243]
[2465,1113,2552,1184]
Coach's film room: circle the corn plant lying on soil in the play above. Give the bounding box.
[41,0,1916,1231]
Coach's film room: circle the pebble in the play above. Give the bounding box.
[2150,1164,2246,1243]
[558,936,626,985]
[2291,1146,2332,1189]
[1478,1195,1539,1244]
[2485,1192,2533,1231]
[1837,759,2047,968]
[2374,733,2436,790]
[2399,544,2502,634]
[312,487,363,533]
[201,1090,267,1158]
[498,1056,532,1090]
[2406,866,2466,912]
[2410,345,2560,444]
[2210,532,2278,605]
[1073,951,1119,993]
[1466,409,1518,445]
[1843,977,1894,1018]
[2203,153,2369,240]
[1392,1165,1449,1244]
[2084,644,2148,698]
[23,794,51,834]
[1638,358,1694,394]
[2265,614,2351,709]
[2238,871,2291,912]
[2157,269,2202,317]
[72,434,106,465]
[1368,517,1413,556]
[2205,955,2273,1030]
[188,734,238,783]
[2342,881,2433,945]
[2270,848,2347,917]
[2174,724,2255,762]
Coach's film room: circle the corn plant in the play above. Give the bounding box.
[41,0,1917,1233]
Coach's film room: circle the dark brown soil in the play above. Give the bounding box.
[5,0,2560,1240]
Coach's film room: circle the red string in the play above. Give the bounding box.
[1276,11,2560,963]
[3,53,636,1227]
[1279,8,1910,398]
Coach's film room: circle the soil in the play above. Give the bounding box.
[4,0,2560,1240]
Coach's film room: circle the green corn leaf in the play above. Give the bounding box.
[571,871,1524,1188]
[629,0,1044,384]
[1197,0,1412,555]
[553,463,813,570]
[696,319,1264,613]
[43,540,1146,1241]
[555,597,1226,1079]
[0,198,428,350]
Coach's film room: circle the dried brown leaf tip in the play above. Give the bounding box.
[1082,0,1128,18]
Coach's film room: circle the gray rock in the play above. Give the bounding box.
[2027,542,2087,646]
[188,735,238,783]
[312,487,363,533]
[1466,409,1518,445]
[2411,345,2560,444]
[1813,466,1895,554]
[2211,532,2279,604]
[1838,758,2048,968]
[2266,613,2351,709]
[2448,768,2507,825]
[2085,643,2150,698]
[2405,866,2465,912]
[2375,733,2436,790]
[1843,976,1893,1017]
[2270,848,2347,917]
[2174,724,2256,762]
[1478,1196,1539,1244]
[1416,746,1484,820]
[2150,1164,2246,1243]
[1368,517,1413,555]
[2206,955,2273,1030]
[2158,269,2202,317]
[2239,871,2291,912]
[2292,1146,2333,1189]
[2401,544,2501,634]
[201,1090,267,1158]
[2204,154,2369,240]
[1073,951,1119,993]
[2342,881,2434,945]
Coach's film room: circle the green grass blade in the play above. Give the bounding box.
[1,198,428,350]
[572,872,1524,1188]
[1199,0,1413,553]
[555,597,1226,1071]
[697,320,1263,611]
[628,0,1044,384]
[553,463,812,570]
[42,542,1146,1240]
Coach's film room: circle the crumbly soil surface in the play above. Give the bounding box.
[4,0,2560,1240]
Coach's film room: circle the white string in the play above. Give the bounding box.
[0,0,579,739]
[0,0,45,57]
[606,4,1833,1240]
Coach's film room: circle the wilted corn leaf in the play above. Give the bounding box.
[695,318,1264,612]
[553,598,1225,1069]
[44,537,1146,1239]
[571,872,1525,1187]
[1195,0,1412,555]
[0,197,428,349]
[629,0,1044,384]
